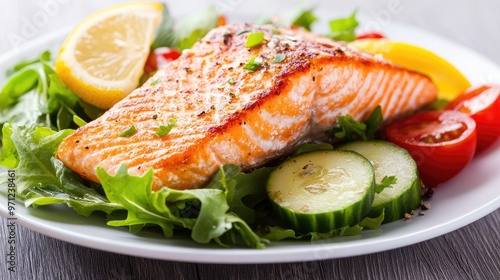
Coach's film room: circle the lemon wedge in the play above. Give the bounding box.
[348,39,471,101]
[56,2,163,109]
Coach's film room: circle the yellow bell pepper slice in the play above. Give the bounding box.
[348,39,471,101]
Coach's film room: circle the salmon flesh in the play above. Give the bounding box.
[56,23,438,190]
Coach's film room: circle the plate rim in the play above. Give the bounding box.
[1,16,500,264]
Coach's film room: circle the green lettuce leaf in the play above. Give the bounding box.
[176,6,219,50]
[151,3,177,49]
[0,51,105,133]
[0,124,121,215]
[326,10,359,42]
[97,164,267,248]
[0,124,17,168]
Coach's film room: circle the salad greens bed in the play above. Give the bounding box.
[0,5,386,248]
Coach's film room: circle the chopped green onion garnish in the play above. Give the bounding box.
[156,119,176,137]
[227,77,236,84]
[245,32,265,48]
[73,115,87,127]
[119,125,137,137]
[243,58,263,71]
[150,78,160,86]
[271,53,286,64]
[237,29,251,35]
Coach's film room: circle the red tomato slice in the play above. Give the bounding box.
[144,47,181,74]
[445,84,500,154]
[356,32,385,40]
[217,15,227,27]
[386,110,477,188]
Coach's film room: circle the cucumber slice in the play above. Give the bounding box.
[339,141,421,223]
[266,150,375,233]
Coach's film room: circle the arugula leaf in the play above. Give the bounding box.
[291,9,317,30]
[326,10,359,42]
[364,105,383,140]
[375,175,397,194]
[0,51,104,132]
[279,7,318,31]
[326,105,383,141]
[176,6,219,50]
[0,64,42,109]
[329,115,367,140]
[97,164,266,248]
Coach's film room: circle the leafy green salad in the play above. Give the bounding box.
[0,5,392,248]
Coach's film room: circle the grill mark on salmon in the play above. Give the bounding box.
[56,23,438,190]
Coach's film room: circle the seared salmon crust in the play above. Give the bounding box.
[56,23,438,190]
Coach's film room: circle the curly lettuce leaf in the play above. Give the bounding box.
[0,124,122,215]
[97,164,267,248]
[206,164,273,224]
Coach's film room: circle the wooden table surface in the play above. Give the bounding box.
[1,0,500,279]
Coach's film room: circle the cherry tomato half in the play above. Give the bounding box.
[217,15,227,27]
[144,47,182,74]
[445,84,500,154]
[386,110,477,188]
[356,32,385,40]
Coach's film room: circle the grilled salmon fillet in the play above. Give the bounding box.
[56,23,438,190]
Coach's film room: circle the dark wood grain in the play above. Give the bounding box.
[1,209,499,280]
[195,209,500,280]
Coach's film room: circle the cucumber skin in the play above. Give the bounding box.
[267,150,376,233]
[269,183,375,233]
[339,140,422,223]
[368,177,421,223]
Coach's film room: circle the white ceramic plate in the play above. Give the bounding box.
[1,11,500,264]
